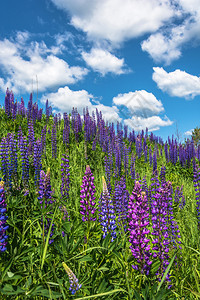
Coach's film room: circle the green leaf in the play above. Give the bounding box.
[157,252,177,292]
[78,255,93,262]
[75,288,127,299]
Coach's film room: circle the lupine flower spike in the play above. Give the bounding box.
[62,262,82,295]
[0,181,9,252]
[80,165,96,222]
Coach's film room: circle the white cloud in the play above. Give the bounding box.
[81,48,127,75]
[141,0,200,64]
[184,129,194,136]
[152,67,200,98]
[51,0,175,45]
[124,115,173,132]
[0,35,88,94]
[41,86,122,124]
[112,90,164,117]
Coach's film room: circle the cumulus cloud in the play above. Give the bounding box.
[41,86,122,124]
[51,0,175,45]
[152,67,200,98]
[81,48,128,75]
[124,115,173,132]
[184,129,194,136]
[0,34,88,94]
[141,0,200,64]
[112,90,164,117]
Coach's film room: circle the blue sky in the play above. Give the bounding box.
[0,0,200,142]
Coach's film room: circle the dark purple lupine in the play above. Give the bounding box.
[149,146,152,167]
[7,133,18,186]
[99,176,117,242]
[80,165,96,222]
[0,181,9,252]
[51,124,57,158]
[37,108,43,121]
[34,139,42,187]
[4,88,11,117]
[63,113,70,147]
[61,153,70,200]
[153,150,157,173]
[0,138,11,188]
[128,181,152,275]
[174,186,183,204]
[18,135,30,193]
[193,161,200,229]
[123,144,129,177]
[114,144,122,178]
[150,177,171,284]
[113,176,129,232]
[27,93,33,121]
[41,125,47,157]
[38,168,55,244]
[28,120,35,156]
[164,142,169,163]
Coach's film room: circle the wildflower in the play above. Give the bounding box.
[128,181,152,275]
[0,181,9,252]
[62,262,82,295]
[99,176,117,242]
[80,165,96,222]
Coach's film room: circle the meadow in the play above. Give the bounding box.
[0,88,200,299]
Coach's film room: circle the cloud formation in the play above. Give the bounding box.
[152,67,200,98]
[0,34,88,94]
[41,86,122,124]
[124,115,173,132]
[81,48,127,75]
[51,0,175,45]
[112,90,164,117]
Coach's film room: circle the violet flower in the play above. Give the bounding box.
[80,165,96,222]
[0,181,9,252]
[62,262,82,295]
[128,181,152,275]
[98,176,117,242]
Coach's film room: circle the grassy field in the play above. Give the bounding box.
[0,98,200,299]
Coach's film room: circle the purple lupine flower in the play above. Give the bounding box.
[149,146,152,166]
[164,182,182,251]
[164,142,169,163]
[41,125,47,157]
[80,165,96,222]
[174,186,183,204]
[123,144,129,177]
[150,177,171,283]
[63,113,70,147]
[0,138,11,188]
[4,88,12,117]
[7,133,18,187]
[160,165,166,185]
[61,153,70,199]
[113,176,129,232]
[62,262,82,295]
[38,168,55,244]
[51,124,57,158]
[0,181,9,252]
[128,181,152,275]
[18,135,30,194]
[27,93,33,121]
[193,162,200,229]
[153,150,157,173]
[34,139,42,187]
[28,120,35,156]
[99,176,117,242]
